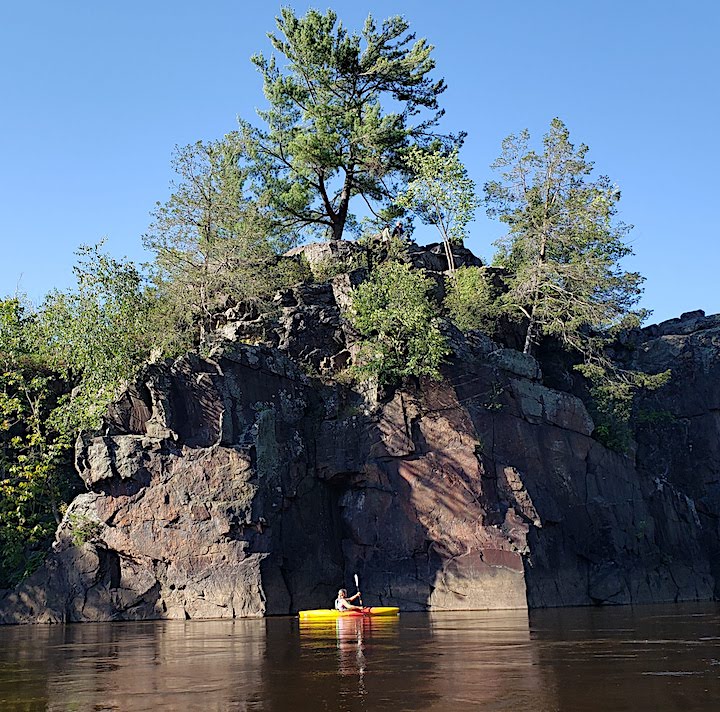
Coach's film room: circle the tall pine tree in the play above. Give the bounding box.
[240,9,453,242]
[485,118,644,356]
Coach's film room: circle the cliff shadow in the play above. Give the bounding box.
[324,371,529,612]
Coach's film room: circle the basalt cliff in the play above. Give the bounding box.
[2,242,719,623]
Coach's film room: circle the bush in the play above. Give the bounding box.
[444,266,498,333]
[577,362,671,453]
[68,513,102,547]
[347,262,448,385]
[310,251,368,283]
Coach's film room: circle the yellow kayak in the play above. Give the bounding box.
[298,606,399,620]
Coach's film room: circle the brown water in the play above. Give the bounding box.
[1,603,719,711]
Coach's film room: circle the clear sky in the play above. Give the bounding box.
[1,1,718,324]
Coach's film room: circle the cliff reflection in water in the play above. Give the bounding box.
[2,605,720,710]
[0,619,268,711]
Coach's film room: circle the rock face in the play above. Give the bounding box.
[1,250,719,623]
[631,310,720,597]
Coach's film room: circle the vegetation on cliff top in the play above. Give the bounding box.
[0,7,667,587]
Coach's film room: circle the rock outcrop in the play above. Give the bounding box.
[1,246,719,623]
[631,310,720,597]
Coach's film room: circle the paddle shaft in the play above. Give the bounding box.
[354,573,363,606]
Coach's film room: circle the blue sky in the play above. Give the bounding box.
[1,0,718,324]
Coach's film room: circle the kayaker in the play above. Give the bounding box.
[335,588,364,612]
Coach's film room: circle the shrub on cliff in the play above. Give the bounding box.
[347,262,448,384]
[40,244,153,434]
[443,266,498,333]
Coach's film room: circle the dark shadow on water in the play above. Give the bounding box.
[529,602,720,712]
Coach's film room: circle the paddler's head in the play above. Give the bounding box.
[338,589,347,598]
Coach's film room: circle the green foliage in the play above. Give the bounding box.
[359,230,410,269]
[485,118,645,356]
[576,361,671,452]
[396,146,479,272]
[443,266,498,333]
[347,262,448,384]
[67,512,102,547]
[481,381,506,412]
[275,254,314,289]
[309,251,368,283]
[240,8,452,241]
[0,298,77,587]
[635,407,675,425]
[143,137,294,352]
[40,244,152,433]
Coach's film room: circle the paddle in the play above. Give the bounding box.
[354,573,363,607]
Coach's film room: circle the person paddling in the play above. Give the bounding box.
[335,588,364,612]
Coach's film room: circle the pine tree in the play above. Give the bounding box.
[240,9,452,242]
[485,118,644,356]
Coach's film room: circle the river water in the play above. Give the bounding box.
[1,603,719,711]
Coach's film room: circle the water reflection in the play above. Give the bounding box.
[299,615,399,679]
[1,604,719,711]
[265,614,416,711]
[0,619,267,711]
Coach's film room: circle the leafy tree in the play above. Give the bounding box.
[485,118,645,356]
[444,266,497,333]
[0,299,77,587]
[485,118,670,450]
[396,146,479,273]
[347,262,448,384]
[1,245,149,584]
[40,244,152,433]
[144,137,297,351]
[240,8,451,242]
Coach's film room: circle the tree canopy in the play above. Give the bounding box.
[240,8,451,242]
[0,299,77,587]
[396,146,479,273]
[485,117,645,356]
[143,137,299,351]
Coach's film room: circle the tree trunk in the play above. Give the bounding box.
[443,237,456,275]
[329,170,353,241]
[330,219,345,241]
[523,315,536,354]
[523,232,547,354]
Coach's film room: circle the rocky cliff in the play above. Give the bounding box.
[2,244,719,623]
